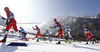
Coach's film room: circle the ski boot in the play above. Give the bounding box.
[43,38,46,41]
[65,40,67,43]
[68,40,71,44]
[21,38,24,40]
[49,40,52,42]
[92,41,94,44]
[56,41,61,44]
[86,42,88,44]
[36,39,39,42]
[0,39,6,42]
[24,38,29,41]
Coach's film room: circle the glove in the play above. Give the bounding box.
[32,27,34,29]
[1,17,6,20]
[50,26,52,28]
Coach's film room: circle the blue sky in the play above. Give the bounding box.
[0,0,100,22]
[0,0,100,32]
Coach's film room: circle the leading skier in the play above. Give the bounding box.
[0,7,18,42]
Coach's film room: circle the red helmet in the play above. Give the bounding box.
[4,7,9,10]
[66,26,68,28]
[54,18,57,21]
[35,25,37,27]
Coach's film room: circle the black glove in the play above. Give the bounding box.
[1,17,6,20]
[50,26,52,28]
[6,20,9,25]
[22,32,27,35]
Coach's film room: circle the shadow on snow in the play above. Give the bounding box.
[0,43,18,52]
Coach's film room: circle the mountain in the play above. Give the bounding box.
[40,15,76,34]
[40,14,100,39]
[96,13,100,18]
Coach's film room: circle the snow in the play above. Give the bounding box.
[0,34,100,52]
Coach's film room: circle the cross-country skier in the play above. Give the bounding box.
[65,26,73,43]
[19,27,28,40]
[0,7,18,42]
[50,19,63,44]
[44,29,52,42]
[83,25,93,44]
[32,25,42,42]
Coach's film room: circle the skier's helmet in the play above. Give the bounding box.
[20,27,22,29]
[83,25,86,27]
[4,7,9,10]
[66,26,68,28]
[54,19,57,21]
[35,25,37,27]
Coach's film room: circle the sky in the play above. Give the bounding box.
[0,0,100,32]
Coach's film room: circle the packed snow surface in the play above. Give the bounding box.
[0,34,100,52]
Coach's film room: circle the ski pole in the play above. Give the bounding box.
[9,22,41,24]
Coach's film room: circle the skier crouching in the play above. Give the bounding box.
[50,19,63,44]
[44,29,52,42]
[19,27,28,41]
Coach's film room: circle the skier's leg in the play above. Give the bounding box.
[36,32,40,42]
[1,24,12,42]
[68,35,71,44]
[59,29,63,37]
[56,32,61,44]
[12,24,17,32]
[48,34,51,41]
[70,33,73,39]
[64,33,68,43]
[38,32,42,37]
[23,33,28,40]
[89,33,93,43]
[5,24,12,31]
[36,34,38,38]
[36,32,39,37]
[24,34,26,38]
[85,33,88,44]
[22,34,24,38]
[61,33,63,37]
[58,32,60,40]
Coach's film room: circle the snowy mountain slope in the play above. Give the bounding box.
[40,15,76,34]
[0,15,6,27]
[97,13,100,18]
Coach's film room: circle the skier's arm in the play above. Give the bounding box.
[69,28,71,32]
[54,25,56,28]
[50,25,56,28]
[45,31,49,35]
[32,27,35,30]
